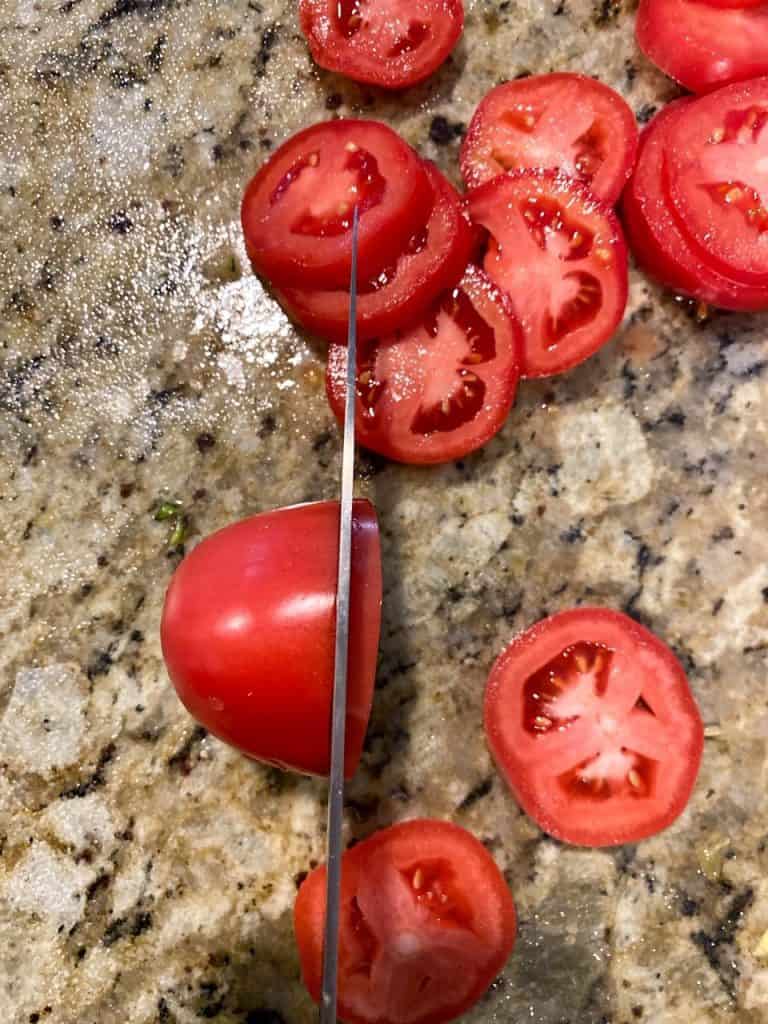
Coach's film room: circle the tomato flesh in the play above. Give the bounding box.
[294,819,516,1024]
[299,0,463,90]
[468,170,628,378]
[278,162,474,344]
[460,73,639,203]
[484,608,704,847]
[325,266,522,464]
[160,500,382,778]
[241,120,432,289]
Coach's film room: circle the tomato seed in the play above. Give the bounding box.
[412,868,424,891]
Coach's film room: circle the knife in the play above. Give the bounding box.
[320,206,359,1024]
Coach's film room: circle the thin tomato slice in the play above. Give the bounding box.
[484,608,704,848]
[636,0,768,94]
[666,78,768,284]
[325,266,522,465]
[294,819,516,1024]
[468,170,628,378]
[622,101,768,310]
[241,119,431,289]
[460,73,638,203]
[299,0,463,90]
[278,163,474,344]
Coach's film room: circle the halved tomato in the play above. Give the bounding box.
[666,78,768,284]
[299,0,464,90]
[484,608,704,847]
[460,73,639,203]
[241,119,432,289]
[294,819,516,1024]
[636,0,768,94]
[278,162,474,344]
[325,266,522,464]
[468,170,628,378]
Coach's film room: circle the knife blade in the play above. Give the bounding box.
[319,206,359,1024]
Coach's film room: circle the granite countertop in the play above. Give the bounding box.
[1,0,768,1021]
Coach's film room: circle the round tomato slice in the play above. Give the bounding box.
[241,120,432,290]
[622,101,768,310]
[278,162,474,344]
[161,500,382,778]
[460,73,639,203]
[468,170,628,378]
[299,0,463,90]
[666,79,768,284]
[636,0,768,94]
[325,266,522,465]
[294,819,516,1024]
[484,608,704,848]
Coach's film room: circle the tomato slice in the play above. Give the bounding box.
[468,170,628,378]
[294,819,516,1024]
[241,120,432,290]
[325,266,522,465]
[460,73,639,203]
[665,78,768,285]
[299,0,463,90]
[484,608,703,847]
[160,500,382,778]
[636,0,768,94]
[622,101,768,310]
[698,0,764,8]
[277,163,474,344]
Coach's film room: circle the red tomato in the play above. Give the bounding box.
[698,0,764,8]
[468,170,628,378]
[636,0,768,94]
[484,608,704,847]
[160,500,382,778]
[325,266,522,464]
[460,73,639,203]
[666,78,768,284]
[622,101,768,310]
[299,0,464,90]
[278,162,475,344]
[294,819,516,1024]
[241,120,432,289]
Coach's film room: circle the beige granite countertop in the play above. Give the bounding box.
[1,0,768,1021]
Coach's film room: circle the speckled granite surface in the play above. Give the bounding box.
[1,1,768,1021]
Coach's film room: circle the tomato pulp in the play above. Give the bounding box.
[161,500,382,778]
[294,819,516,1024]
[484,608,704,847]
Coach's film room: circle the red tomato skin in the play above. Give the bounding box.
[636,0,768,94]
[294,819,517,1024]
[161,500,382,778]
[299,0,464,90]
[484,608,704,848]
[460,73,639,203]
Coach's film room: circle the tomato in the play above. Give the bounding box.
[468,170,628,378]
[241,120,432,290]
[299,0,464,90]
[622,100,768,310]
[160,500,382,778]
[484,608,704,848]
[666,78,768,284]
[699,0,764,8]
[325,266,522,465]
[278,162,474,344]
[460,73,639,203]
[636,0,768,94]
[294,819,516,1024]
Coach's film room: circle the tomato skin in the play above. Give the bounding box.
[160,500,382,778]
[460,73,639,203]
[636,0,768,94]
[278,162,475,344]
[484,608,704,848]
[299,0,464,90]
[241,120,432,290]
[294,819,517,1024]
